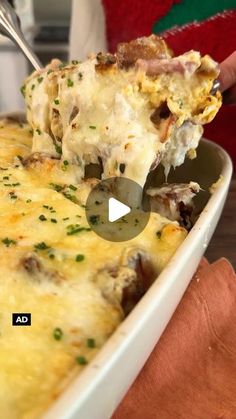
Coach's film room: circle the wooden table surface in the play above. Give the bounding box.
[205,174,236,269]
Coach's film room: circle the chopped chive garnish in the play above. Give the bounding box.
[50,183,63,192]
[59,62,67,69]
[3,176,9,180]
[39,214,47,221]
[72,60,79,65]
[63,217,69,221]
[55,143,62,154]
[54,99,60,105]
[36,128,41,135]
[69,184,77,191]
[156,231,162,238]
[89,215,100,225]
[87,338,96,348]
[47,69,53,74]
[61,160,69,171]
[26,199,32,203]
[37,77,44,83]
[67,227,91,236]
[76,156,82,166]
[50,218,57,223]
[49,253,55,259]
[53,327,63,341]
[43,205,49,209]
[67,78,74,87]
[89,125,96,129]
[31,84,35,90]
[75,254,85,262]
[67,223,79,229]
[78,72,83,80]
[20,84,26,97]
[63,193,78,203]
[76,356,88,365]
[2,238,17,247]
[34,242,50,250]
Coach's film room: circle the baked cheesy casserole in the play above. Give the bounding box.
[0,35,221,418]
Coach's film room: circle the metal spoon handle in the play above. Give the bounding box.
[0,0,42,70]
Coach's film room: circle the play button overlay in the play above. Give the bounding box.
[108,198,131,222]
[86,177,150,242]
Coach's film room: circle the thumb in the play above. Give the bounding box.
[219,51,236,92]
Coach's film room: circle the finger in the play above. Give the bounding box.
[219,51,236,92]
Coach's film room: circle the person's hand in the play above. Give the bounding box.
[219,51,236,104]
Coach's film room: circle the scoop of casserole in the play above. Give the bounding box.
[23,35,221,185]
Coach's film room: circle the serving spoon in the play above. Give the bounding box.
[211,79,221,95]
[0,0,42,70]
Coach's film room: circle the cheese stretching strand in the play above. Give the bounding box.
[23,35,221,184]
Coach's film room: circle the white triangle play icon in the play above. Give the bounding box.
[108,197,131,222]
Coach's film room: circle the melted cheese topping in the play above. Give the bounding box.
[23,50,221,186]
[0,120,187,418]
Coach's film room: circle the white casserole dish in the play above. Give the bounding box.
[44,138,232,419]
[0,113,233,419]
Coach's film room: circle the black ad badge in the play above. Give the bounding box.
[12,313,31,326]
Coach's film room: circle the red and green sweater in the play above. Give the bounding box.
[102,0,236,166]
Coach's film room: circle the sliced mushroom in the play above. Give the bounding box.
[147,182,200,229]
[50,108,63,141]
[22,255,42,275]
[150,102,176,143]
[116,35,172,69]
[21,152,58,167]
[96,248,156,315]
[96,52,117,72]
[20,254,65,284]
[69,106,79,124]
[149,152,161,171]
